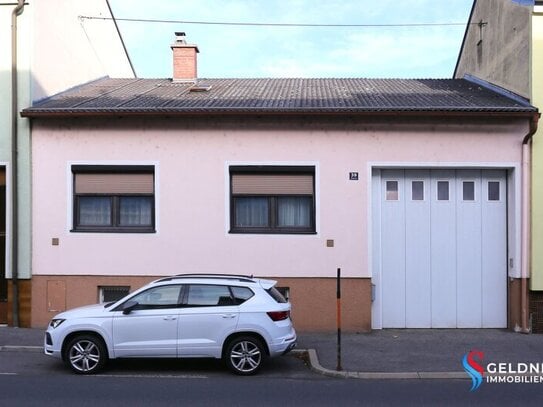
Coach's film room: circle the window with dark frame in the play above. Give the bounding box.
[72,166,155,233]
[229,166,316,234]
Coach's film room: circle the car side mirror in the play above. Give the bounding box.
[122,300,139,315]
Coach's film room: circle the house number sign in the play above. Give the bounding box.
[349,172,359,181]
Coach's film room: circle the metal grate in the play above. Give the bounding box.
[529,291,543,334]
[99,286,130,303]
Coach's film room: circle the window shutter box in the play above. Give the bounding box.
[232,175,313,195]
[75,173,154,194]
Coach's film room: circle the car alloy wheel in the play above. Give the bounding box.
[65,335,106,374]
[225,337,264,375]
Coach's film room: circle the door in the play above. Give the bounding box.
[0,168,6,324]
[377,169,507,328]
[112,284,182,357]
[178,284,239,358]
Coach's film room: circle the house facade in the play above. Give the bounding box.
[21,36,538,331]
[455,0,543,332]
[0,0,133,326]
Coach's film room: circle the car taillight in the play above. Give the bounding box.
[267,311,290,321]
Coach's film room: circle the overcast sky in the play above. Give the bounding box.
[103,0,474,79]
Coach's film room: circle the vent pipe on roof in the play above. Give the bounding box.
[171,32,199,83]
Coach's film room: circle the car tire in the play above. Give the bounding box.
[64,335,107,374]
[224,336,266,375]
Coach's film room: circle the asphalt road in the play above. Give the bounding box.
[1,350,543,406]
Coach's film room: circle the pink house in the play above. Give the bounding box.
[22,34,538,331]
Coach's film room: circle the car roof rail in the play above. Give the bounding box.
[155,273,256,283]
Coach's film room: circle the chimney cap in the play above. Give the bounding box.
[171,32,199,52]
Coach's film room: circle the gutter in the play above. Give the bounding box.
[10,0,24,327]
[20,109,538,119]
[520,113,540,334]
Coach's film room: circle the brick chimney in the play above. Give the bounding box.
[171,32,199,82]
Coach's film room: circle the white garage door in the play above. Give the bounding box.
[375,169,507,328]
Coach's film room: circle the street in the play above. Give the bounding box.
[1,350,543,406]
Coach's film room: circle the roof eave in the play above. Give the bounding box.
[20,108,538,119]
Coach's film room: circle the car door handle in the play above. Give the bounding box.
[220,314,237,319]
[163,316,177,321]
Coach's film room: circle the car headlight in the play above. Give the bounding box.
[49,319,65,329]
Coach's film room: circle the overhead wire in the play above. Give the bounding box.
[79,15,481,28]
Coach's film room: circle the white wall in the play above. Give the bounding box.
[31,0,134,102]
[31,118,527,280]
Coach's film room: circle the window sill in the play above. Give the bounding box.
[70,228,156,234]
[229,229,317,235]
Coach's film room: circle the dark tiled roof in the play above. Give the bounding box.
[21,77,536,117]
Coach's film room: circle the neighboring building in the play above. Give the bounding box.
[455,0,543,332]
[0,0,134,326]
[21,34,538,331]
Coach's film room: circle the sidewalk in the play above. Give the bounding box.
[2,326,543,379]
[297,329,543,378]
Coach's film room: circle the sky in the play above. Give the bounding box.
[102,0,474,79]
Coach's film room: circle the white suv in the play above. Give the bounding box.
[44,275,297,375]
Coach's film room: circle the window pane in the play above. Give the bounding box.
[386,181,399,201]
[235,197,269,227]
[277,196,312,227]
[412,181,424,201]
[463,181,475,201]
[78,197,111,225]
[231,286,254,304]
[437,181,449,201]
[187,285,233,306]
[120,196,153,226]
[131,285,181,307]
[488,182,500,201]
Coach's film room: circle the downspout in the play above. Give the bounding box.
[520,113,540,334]
[11,0,25,327]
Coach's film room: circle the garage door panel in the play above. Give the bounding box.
[456,170,483,328]
[482,171,507,327]
[430,170,457,328]
[405,170,431,328]
[381,170,406,328]
[377,169,507,329]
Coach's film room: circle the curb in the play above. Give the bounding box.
[296,349,468,380]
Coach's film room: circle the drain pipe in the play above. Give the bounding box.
[11,0,25,327]
[520,113,540,334]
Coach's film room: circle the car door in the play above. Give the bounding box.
[178,284,239,358]
[112,284,183,357]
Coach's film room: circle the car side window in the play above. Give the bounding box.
[230,286,254,304]
[129,285,183,310]
[185,285,235,307]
